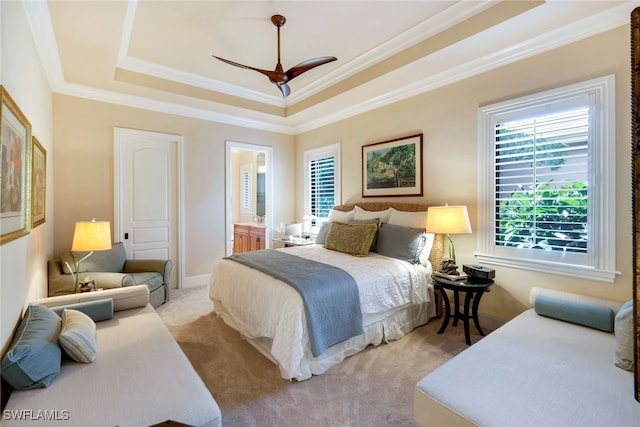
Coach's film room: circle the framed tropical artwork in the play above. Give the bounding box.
[362,133,423,197]
[31,136,46,228]
[0,85,32,245]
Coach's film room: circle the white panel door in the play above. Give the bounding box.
[114,128,180,289]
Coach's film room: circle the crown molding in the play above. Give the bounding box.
[115,0,495,107]
[22,0,64,88]
[284,0,496,105]
[22,0,634,136]
[56,81,296,135]
[292,1,633,134]
[117,56,285,107]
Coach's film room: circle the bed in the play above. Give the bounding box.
[209,203,444,381]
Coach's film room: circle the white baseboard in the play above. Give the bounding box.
[180,274,211,289]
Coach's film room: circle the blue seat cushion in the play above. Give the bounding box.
[1,304,62,390]
[51,298,114,322]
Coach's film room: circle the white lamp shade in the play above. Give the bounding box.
[426,205,472,235]
[71,220,112,252]
[285,223,302,236]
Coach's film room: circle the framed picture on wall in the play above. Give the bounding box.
[0,85,32,245]
[362,133,423,197]
[31,136,46,228]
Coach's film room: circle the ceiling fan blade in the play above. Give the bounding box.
[213,55,280,81]
[212,16,337,99]
[278,83,291,98]
[285,56,337,81]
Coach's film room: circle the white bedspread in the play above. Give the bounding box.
[210,244,433,380]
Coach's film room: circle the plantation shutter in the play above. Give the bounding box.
[241,169,251,210]
[309,156,335,222]
[494,106,590,253]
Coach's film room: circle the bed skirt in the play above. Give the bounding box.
[212,292,437,381]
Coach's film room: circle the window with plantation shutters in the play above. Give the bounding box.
[304,143,341,232]
[309,156,335,221]
[477,75,618,282]
[495,107,589,253]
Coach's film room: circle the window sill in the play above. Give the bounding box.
[474,253,620,283]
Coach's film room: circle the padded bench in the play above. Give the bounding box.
[414,287,639,426]
[2,286,221,427]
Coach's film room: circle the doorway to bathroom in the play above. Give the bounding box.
[225,141,273,256]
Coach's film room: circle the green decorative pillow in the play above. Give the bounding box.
[324,222,377,257]
[614,300,634,371]
[376,223,426,263]
[1,304,62,390]
[533,295,615,332]
[51,298,114,322]
[58,309,97,363]
[349,218,380,251]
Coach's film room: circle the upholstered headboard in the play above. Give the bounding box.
[332,202,445,273]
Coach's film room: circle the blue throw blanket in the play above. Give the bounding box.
[226,249,363,357]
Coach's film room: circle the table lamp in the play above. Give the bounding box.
[64,218,112,292]
[426,205,472,274]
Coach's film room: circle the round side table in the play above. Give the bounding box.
[433,277,493,345]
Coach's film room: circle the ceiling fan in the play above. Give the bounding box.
[213,15,337,98]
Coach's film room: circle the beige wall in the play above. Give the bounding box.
[1,2,633,350]
[52,95,295,284]
[1,1,54,350]
[295,25,632,322]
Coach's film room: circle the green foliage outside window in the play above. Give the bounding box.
[497,180,588,253]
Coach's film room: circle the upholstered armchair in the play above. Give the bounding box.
[48,242,171,308]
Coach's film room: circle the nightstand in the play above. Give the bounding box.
[433,277,493,345]
[272,236,315,247]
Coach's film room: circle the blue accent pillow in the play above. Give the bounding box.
[534,294,615,332]
[1,304,62,390]
[51,298,114,322]
[376,223,426,263]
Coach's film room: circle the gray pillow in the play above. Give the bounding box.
[315,222,331,244]
[376,223,426,263]
[74,242,124,273]
[1,304,62,390]
[614,300,634,371]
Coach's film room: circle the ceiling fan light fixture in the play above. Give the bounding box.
[213,15,337,98]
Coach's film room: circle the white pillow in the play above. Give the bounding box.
[614,300,634,371]
[328,208,355,223]
[58,309,97,363]
[388,208,428,229]
[419,233,436,265]
[354,206,392,223]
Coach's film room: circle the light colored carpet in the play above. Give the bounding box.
[156,285,213,326]
[157,285,479,427]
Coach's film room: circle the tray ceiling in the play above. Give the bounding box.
[24,1,637,134]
